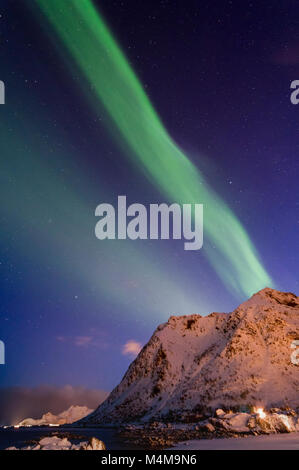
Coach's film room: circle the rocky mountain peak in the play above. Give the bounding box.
[80,288,299,425]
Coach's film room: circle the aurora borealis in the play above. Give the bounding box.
[33,0,272,297]
[1,1,299,395]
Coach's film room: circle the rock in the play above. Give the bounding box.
[248,412,296,434]
[225,413,251,433]
[271,414,296,433]
[203,423,215,433]
[215,409,225,417]
[247,416,256,429]
[39,436,72,450]
[255,416,275,434]
[6,435,106,451]
[210,417,231,431]
[81,437,106,450]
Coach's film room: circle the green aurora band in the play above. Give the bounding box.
[33,0,273,297]
[0,109,204,320]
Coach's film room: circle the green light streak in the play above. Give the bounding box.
[33,0,273,296]
[0,110,206,320]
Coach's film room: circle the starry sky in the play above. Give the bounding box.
[1,0,299,395]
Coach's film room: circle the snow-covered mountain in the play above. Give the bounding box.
[18,405,93,426]
[81,288,299,424]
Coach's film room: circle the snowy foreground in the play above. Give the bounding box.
[6,436,106,451]
[118,408,299,449]
[172,432,299,450]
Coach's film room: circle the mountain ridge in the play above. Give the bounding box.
[80,288,299,424]
[17,405,93,427]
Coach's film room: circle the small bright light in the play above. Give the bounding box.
[256,407,266,419]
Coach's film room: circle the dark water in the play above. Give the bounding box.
[0,426,142,450]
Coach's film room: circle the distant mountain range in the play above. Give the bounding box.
[79,288,299,424]
[18,405,93,426]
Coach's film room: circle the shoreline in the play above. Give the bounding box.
[171,432,299,450]
[2,406,299,451]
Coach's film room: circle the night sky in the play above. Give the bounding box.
[1,1,299,395]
